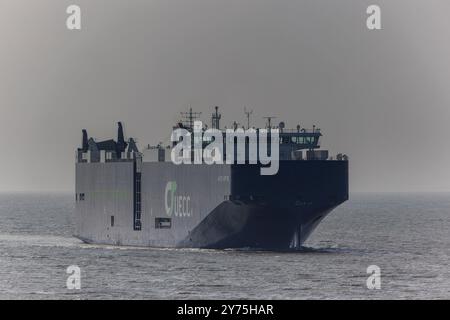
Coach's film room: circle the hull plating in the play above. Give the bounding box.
[75,161,348,249]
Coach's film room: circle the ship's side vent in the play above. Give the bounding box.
[155,218,171,229]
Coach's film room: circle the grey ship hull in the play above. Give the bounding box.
[75,161,348,249]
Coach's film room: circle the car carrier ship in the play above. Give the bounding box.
[75,107,348,249]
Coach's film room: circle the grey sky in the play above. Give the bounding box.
[0,0,449,192]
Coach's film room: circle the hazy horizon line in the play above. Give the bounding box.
[1,189,449,195]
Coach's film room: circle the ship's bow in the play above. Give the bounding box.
[182,160,348,249]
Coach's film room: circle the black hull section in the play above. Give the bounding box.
[180,161,348,249]
[180,201,335,249]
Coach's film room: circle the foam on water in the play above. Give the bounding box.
[0,233,83,248]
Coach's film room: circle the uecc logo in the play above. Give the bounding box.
[165,181,192,217]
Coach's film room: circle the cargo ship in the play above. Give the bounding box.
[75,108,348,249]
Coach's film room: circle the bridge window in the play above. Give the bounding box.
[291,137,306,144]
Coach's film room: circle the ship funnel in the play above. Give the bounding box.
[82,129,88,152]
[117,122,128,155]
[118,122,125,145]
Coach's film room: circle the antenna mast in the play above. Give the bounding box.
[244,107,253,129]
[211,106,222,129]
[263,116,277,129]
[180,107,202,130]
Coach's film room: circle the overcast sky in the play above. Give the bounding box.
[0,0,449,192]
